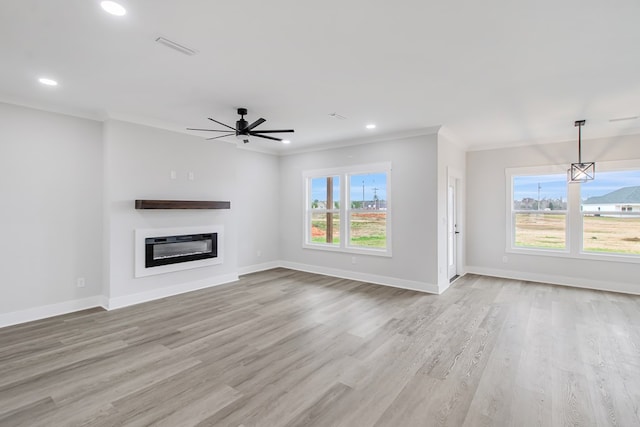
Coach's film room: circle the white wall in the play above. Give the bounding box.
[279,133,440,292]
[0,103,282,326]
[0,103,103,321]
[466,133,640,294]
[235,147,281,273]
[102,120,240,307]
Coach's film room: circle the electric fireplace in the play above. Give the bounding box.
[145,233,217,268]
[135,226,224,277]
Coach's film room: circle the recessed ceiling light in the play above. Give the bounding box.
[366,124,376,129]
[38,77,58,86]
[282,140,291,144]
[101,1,126,16]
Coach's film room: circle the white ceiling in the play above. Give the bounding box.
[1,0,639,152]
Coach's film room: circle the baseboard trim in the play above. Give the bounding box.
[1,274,241,328]
[465,265,640,296]
[237,261,282,276]
[1,263,442,328]
[281,261,440,294]
[0,296,104,329]
[105,273,239,310]
[439,281,451,294]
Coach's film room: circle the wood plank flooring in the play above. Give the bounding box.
[1,269,640,426]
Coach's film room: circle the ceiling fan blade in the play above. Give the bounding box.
[250,133,282,142]
[250,129,295,134]
[207,117,236,131]
[187,128,232,132]
[246,118,266,131]
[206,133,235,140]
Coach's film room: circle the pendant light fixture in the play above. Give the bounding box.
[568,119,595,183]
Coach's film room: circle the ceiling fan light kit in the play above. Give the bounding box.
[568,119,595,183]
[188,108,294,144]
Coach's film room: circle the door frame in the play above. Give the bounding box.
[447,167,464,281]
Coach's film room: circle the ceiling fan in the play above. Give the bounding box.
[187,107,294,143]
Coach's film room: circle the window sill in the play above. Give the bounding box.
[506,246,640,264]
[303,243,392,258]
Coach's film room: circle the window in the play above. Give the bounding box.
[304,163,391,256]
[581,169,640,255]
[348,173,388,249]
[507,161,640,262]
[308,176,341,246]
[511,173,568,250]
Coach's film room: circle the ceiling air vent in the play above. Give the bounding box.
[609,116,639,123]
[328,112,347,120]
[155,37,198,56]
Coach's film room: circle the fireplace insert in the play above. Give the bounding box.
[145,233,217,268]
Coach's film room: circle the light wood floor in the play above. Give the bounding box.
[1,269,639,426]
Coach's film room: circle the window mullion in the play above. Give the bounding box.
[567,181,582,255]
[326,177,334,244]
[342,174,348,249]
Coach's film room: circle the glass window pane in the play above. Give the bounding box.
[310,176,340,210]
[583,216,640,254]
[513,174,567,211]
[514,213,566,249]
[582,170,640,255]
[349,173,387,210]
[350,211,386,248]
[310,212,340,245]
[513,174,566,250]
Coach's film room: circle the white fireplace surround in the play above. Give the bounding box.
[135,225,224,278]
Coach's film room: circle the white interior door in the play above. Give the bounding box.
[447,178,458,280]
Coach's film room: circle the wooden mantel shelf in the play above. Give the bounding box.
[135,200,231,210]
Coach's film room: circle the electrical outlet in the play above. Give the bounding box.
[170,170,177,180]
[76,277,85,288]
[257,250,262,257]
[351,257,356,264]
[188,171,195,181]
[502,255,508,263]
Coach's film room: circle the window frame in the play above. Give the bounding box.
[303,162,392,257]
[506,160,640,264]
[506,165,570,256]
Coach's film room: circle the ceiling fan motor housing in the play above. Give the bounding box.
[236,118,248,135]
[236,108,249,135]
